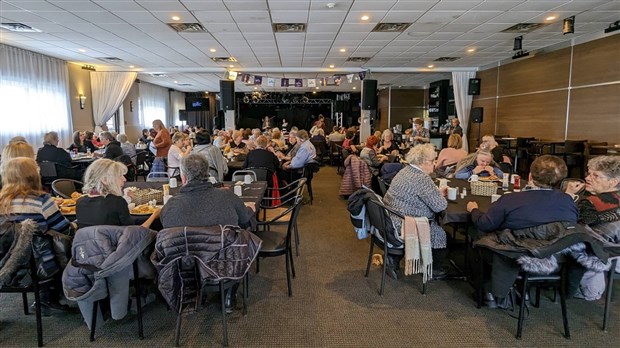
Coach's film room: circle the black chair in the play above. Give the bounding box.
[254,193,303,297]
[310,140,328,165]
[51,179,83,198]
[244,167,273,182]
[89,260,145,342]
[514,137,535,176]
[364,199,421,296]
[376,177,390,197]
[499,162,513,176]
[259,178,306,256]
[333,143,345,175]
[562,140,587,178]
[514,265,570,339]
[135,151,149,181]
[302,162,320,204]
[232,169,257,182]
[38,161,58,190]
[603,256,620,331]
[0,254,53,347]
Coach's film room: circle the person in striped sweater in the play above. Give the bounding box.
[0,157,73,315]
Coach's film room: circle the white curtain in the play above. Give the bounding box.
[139,81,170,129]
[169,90,185,127]
[452,71,477,151]
[0,44,72,149]
[90,71,136,127]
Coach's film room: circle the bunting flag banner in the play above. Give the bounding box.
[347,74,354,83]
[294,79,303,87]
[254,75,263,85]
[267,77,276,87]
[320,78,327,86]
[307,79,316,87]
[358,71,366,80]
[281,78,289,87]
[334,75,342,86]
[241,74,251,83]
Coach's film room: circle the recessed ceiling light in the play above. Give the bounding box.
[171,16,180,21]
[129,65,135,68]
[329,64,335,68]
[315,87,319,90]
[209,48,216,52]
[229,64,234,68]
[545,16,556,21]
[427,64,434,68]
[313,91,317,94]
[339,48,346,52]
[78,49,86,52]
[361,15,369,21]
[174,81,178,83]
[352,87,356,90]
[254,87,258,90]
[467,48,475,52]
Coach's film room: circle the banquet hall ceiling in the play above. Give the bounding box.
[0,0,618,92]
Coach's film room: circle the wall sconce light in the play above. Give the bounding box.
[563,16,575,35]
[513,36,523,51]
[79,94,86,109]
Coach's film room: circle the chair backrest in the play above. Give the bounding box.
[232,169,257,182]
[244,167,272,182]
[135,151,147,167]
[499,162,512,175]
[51,179,83,198]
[564,140,587,153]
[365,197,403,248]
[376,177,390,197]
[146,172,170,182]
[38,161,58,178]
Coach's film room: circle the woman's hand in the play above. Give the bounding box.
[439,186,448,197]
[466,202,478,213]
[565,181,585,195]
[473,165,486,174]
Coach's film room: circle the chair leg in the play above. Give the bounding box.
[560,267,571,339]
[242,274,248,316]
[133,262,144,340]
[365,238,374,277]
[22,292,29,315]
[285,248,293,297]
[307,180,313,204]
[516,274,529,340]
[476,249,484,309]
[294,222,300,256]
[33,283,43,347]
[603,259,617,331]
[380,255,386,296]
[289,247,296,278]
[534,286,541,308]
[219,282,229,347]
[175,311,182,347]
[256,257,260,274]
[90,301,98,342]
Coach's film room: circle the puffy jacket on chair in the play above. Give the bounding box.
[340,155,372,196]
[62,225,156,329]
[151,225,262,313]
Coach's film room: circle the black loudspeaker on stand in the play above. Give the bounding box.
[468,78,481,95]
[471,107,483,146]
[361,79,378,110]
[220,80,235,111]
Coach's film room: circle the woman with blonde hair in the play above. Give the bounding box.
[76,159,159,229]
[379,129,399,155]
[167,132,192,177]
[435,134,467,177]
[0,157,73,314]
[1,141,35,169]
[271,128,287,151]
[480,134,511,165]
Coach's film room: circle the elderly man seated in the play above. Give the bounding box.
[36,131,82,180]
[282,130,316,171]
[160,153,256,312]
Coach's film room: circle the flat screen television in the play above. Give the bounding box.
[185,97,209,111]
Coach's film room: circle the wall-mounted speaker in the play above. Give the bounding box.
[468,78,481,95]
[179,110,188,121]
[471,107,483,123]
[220,80,235,110]
[361,79,378,110]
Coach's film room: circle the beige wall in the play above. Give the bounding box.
[471,33,620,150]
[122,81,142,143]
[67,63,94,133]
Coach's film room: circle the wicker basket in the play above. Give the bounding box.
[131,188,163,205]
[470,181,498,196]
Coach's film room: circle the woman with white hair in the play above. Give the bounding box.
[382,144,450,280]
[116,133,137,165]
[76,159,159,229]
[379,129,399,156]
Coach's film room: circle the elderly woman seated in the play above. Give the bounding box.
[565,156,620,300]
[359,135,387,176]
[467,155,606,308]
[383,144,450,280]
[435,134,467,177]
[455,150,504,180]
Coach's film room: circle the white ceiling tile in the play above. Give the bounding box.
[391,1,438,11]
[203,23,240,33]
[382,11,424,22]
[94,1,153,11]
[340,23,375,32]
[179,0,227,11]
[344,11,388,23]
[243,33,275,41]
[472,1,525,11]
[405,23,448,32]
[230,11,271,23]
[432,1,484,11]
[271,10,309,23]
[267,1,310,11]
[224,1,269,11]
[309,0,353,10]
[510,1,569,12]
[416,11,463,23]
[193,11,235,23]
[488,11,539,23]
[426,32,462,40]
[135,1,187,11]
[237,23,273,32]
[74,12,125,24]
[451,11,502,24]
[306,23,342,32]
[212,32,245,40]
[308,10,348,23]
[5,1,62,11]
[350,1,398,11]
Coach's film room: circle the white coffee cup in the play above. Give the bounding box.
[491,194,501,203]
[439,178,448,188]
[510,174,517,184]
[169,177,178,188]
[234,185,243,196]
[447,187,457,200]
[209,177,217,184]
[468,174,479,182]
[244,174,253,184]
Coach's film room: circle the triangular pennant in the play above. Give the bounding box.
[281,78,289,87]
[294,78,303,87]
[254,75,262,85]
[307,79,316,87]
[267,77,275,87]
[334,75,342,86]
[241,74,251,83]
[358,71,366,80]
[347,74,354,83]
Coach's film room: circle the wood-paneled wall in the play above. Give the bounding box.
[378,88,426,131]
[470,33,620,151]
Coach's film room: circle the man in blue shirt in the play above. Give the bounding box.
[283,130,316,170]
